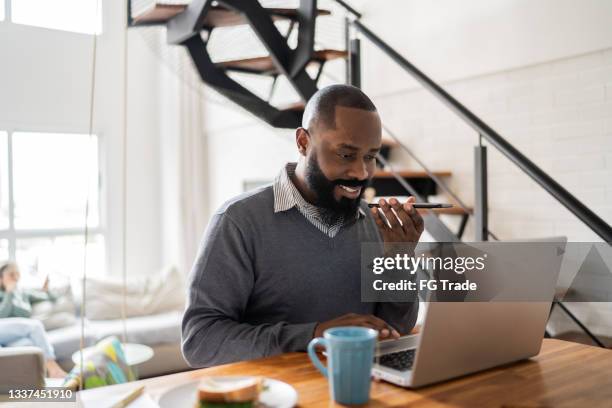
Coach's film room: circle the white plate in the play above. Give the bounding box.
[71,343,154,366]
[158,377,298,408]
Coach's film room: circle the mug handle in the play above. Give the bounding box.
[307,337,328,378]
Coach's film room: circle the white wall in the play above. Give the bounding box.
[204,100,298,212]
[371,49,612,242]
[357,0,612,96]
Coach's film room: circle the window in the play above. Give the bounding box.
[0,1,4,21]
[0,132,8,230]
[0,240,7,261]
[16,235,104,288]
[11,0,102,34]
[12,132,99,229]
[0,131,104,287]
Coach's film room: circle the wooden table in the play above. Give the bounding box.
[79,339,612,407]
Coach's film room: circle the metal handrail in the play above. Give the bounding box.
[333,0,362,19]
[375,155,461,242]
[384,124,502,241]
[334,7,612,242]
[382,124,472,213]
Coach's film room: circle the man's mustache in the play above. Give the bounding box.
[332,179,369,188]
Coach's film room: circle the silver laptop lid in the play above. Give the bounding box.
[409,238,566,387]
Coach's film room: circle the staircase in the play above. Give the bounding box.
[128,0,470,239]
[130,1,335,128]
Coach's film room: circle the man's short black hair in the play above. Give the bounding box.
[302,84,377,131]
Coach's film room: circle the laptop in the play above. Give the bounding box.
[372,238,567,388]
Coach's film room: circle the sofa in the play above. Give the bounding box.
[0,346,45,393]
[49,310,190,378]
[0,311,189,393]
[0,266,191,391]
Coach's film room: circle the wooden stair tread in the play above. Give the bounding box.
[374,170,452,178]
[217,49,347,74]
[280,101,306,112]
[380,138,397,147]
[380,137,399,147]
[132,3,185,24]
[132,3,331,26]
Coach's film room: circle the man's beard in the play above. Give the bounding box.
[304,152,368,223]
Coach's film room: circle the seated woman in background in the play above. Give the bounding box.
[0,262,67,378]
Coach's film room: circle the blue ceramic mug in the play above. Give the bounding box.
[307,326,377,405]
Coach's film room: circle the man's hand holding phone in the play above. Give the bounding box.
[370,196,424,243]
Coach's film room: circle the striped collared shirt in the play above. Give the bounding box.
[273,162,366,238]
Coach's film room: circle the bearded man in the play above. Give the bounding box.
[182,84,423,367]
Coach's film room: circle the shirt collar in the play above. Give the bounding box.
[273,162,366,218]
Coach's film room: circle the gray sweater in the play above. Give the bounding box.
[181,185,418,367]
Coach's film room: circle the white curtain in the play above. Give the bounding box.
[156,37,209,275]
[177,81,209,274]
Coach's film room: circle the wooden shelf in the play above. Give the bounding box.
[280,101,305,112]
[132,3,330,27]
[380,137,399,147]
[132,3,185,24]
[216,49,347,75]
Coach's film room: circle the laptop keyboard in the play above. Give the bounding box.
[377,349,416,372]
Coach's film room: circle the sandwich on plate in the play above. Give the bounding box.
[196,376,264,408]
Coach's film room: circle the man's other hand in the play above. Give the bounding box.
[371,196,424,243]
[314,313,400,340]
